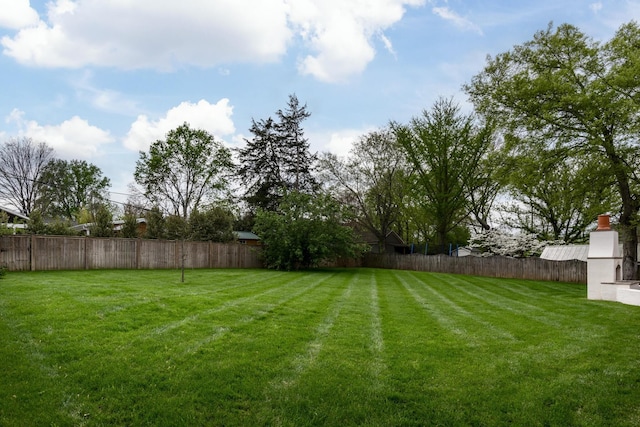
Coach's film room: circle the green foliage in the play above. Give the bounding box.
[26,210,47,234]
[393,97,495,246]
[38,159,111,222]
[189,206,235,242]
[25,210,77,235]
[0,266,5,279]
[134,122,233,218]
[89,204,113,238]
[254,191,364,270]
[465,21,640,278]
[143,207,165,239]
[498,143,616,242]
[0,211,11,236]
[237,94,318,212]
[165,215,188,240]
[45,218,76,236]
[233,211,255,232]
[320,128,410,253]
[120,213,140,238]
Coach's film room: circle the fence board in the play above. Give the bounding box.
[0,235,31,271]
[362,253,587,284]
[0,235,263,271]
[86,238,138,269]
[1,235,585,282]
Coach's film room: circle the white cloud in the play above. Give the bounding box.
[590,2,603,13]
[71,72,141,115]
[291,0,426,82]
[379,32,396,57]
[2,0,291,70]
[1,0,425,82]
[6,109,114,159]
[123,99,236,152]
[0,0,39,30]
[309,128,373,157]
[432,6,483,35]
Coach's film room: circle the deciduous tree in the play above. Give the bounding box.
[320,128,409,252]
[0,137,54,216]
[393,97,496,248]
[38,159,111,222]
[499,142,616,242]
[189,206,235,242]
[134,123,233,218]
[464,22,640,278]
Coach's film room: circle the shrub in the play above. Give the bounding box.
[254,191,365,270]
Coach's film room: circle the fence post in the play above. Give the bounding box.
[135,239,140,270]
[30,234,35,271]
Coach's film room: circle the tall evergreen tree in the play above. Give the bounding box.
[237,94,318,213]
[276,94,318,193]
[236,117,285,211]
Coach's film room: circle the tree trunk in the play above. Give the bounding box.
[620,223,638,280]
[602,135,638,280]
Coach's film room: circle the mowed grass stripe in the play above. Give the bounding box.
[52,271,348,425]
[433,273,588,328]
[265,269,395,426]
[444,274,612,344]
[139,270,336,341]
[177,271,342,356]
[4,269,640,426]
[406,271,518,342]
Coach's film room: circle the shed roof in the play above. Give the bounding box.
[540,245,589,262]
[235,231,260,240]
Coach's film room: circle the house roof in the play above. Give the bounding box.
[358,230,408,247]
[235,231,260,240]
[0,205,29,222]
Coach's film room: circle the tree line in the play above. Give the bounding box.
[1,22,638,276]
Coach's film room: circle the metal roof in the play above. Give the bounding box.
[235,231,260,240]
[539,244,630,262]
[540,245,589,262]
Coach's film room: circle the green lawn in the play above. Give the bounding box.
[1,268,640,426]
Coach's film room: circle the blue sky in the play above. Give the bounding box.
[1,0,639,204]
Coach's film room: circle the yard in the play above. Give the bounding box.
[1,268,639,426]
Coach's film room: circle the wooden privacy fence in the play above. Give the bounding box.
[1,235,586,283]
[0,235,262,271]
[362,253,587,284]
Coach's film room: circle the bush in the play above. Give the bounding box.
[0,266,6,279]
[254,191,365,270]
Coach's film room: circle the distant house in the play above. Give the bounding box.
[0,205,29,232]
[359,230,410,254]
[235,231,261,246]
[452,246,481,257]
[71,218,147,236]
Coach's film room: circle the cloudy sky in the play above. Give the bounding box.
[1,0,639,204]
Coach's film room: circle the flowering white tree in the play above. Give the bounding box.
[469,229,563,258]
